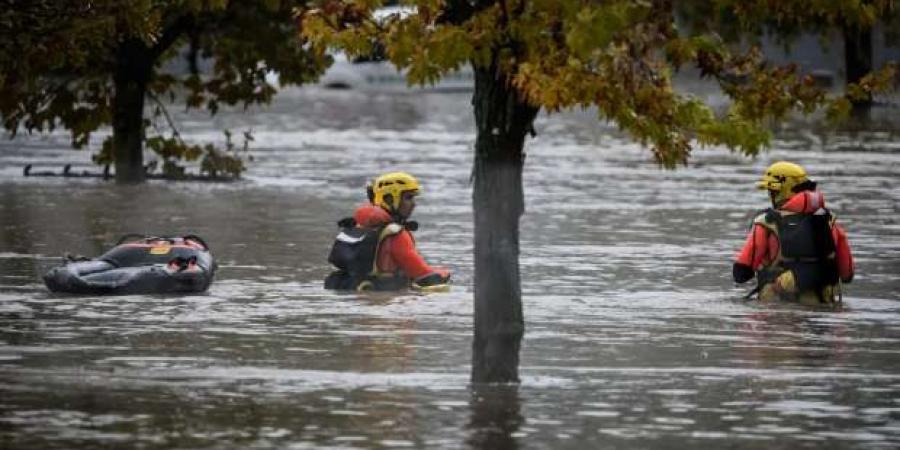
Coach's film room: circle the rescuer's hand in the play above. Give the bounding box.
[414,270,450,287]
[733,263,754,284]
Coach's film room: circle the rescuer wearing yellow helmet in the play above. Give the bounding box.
[325,171,451,292]
[756,161,810,207]
[733,161,855,305]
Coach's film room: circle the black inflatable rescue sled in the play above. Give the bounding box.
[44,234,216,295]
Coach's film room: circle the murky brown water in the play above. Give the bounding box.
[1,88,899,449]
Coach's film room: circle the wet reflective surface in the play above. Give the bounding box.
[1,88,899,449]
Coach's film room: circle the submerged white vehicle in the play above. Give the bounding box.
[316,52,474,92]
[312,5,473,92]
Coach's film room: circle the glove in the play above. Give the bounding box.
[733,263,754,284]
[413,271,450,287]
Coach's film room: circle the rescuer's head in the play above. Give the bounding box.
[756,161,814,207]
[373,171,421,219]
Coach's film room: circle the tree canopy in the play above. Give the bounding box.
[303,0,897,166]
[0,0,329,182]
[678,0,899,114]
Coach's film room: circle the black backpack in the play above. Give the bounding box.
[324,220,382,290]
[770,209,839,292]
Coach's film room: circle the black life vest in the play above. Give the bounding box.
[323,219,406,291]
[758,208,839,298]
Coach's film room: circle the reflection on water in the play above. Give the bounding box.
[1,87,899,448]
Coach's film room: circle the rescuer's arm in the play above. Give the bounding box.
[389,230,450,282]
[733,224,769,283]
[832,222,855,283]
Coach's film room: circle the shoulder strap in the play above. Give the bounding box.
[366,223,404,278]
[379,223,403,240]
[823,208,836,226]
[753,208,779,234]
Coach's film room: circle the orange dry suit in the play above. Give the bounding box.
[733,190,854,304]
[324,204,450,291]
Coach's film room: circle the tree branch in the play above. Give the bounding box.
[440,0,480,25]
[147,91,184,144]
[150,13,196,60]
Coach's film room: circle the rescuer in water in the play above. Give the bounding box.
[733,161,854,305]
[325,171,451,291]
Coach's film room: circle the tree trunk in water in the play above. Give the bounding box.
[843,24,873,118]
[467,384,521,449]
[112,39,153,184]
[470,62,539,383]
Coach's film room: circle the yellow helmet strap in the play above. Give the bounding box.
[383,193,396,212]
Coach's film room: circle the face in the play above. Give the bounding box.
[396,190,417,219]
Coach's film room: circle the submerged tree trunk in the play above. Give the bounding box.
[470,61,539,383]
[112,38,153,184]
[467,384,522,448]
[843,24,874,118]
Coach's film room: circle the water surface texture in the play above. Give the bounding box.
[1,88,899,449]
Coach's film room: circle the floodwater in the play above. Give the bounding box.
[1,87,899,449]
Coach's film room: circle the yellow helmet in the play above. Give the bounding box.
[756,161,809,205]
[373,172,421,212]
